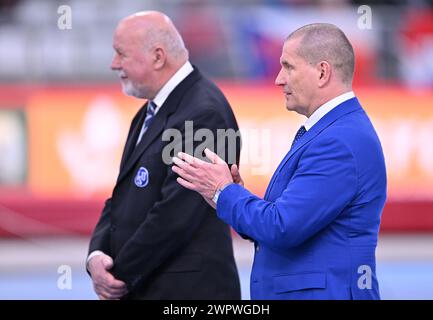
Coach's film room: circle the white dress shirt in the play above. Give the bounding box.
[151,61,194,114]
[304,91,355,131]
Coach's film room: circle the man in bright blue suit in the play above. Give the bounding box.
[172,23,387,300]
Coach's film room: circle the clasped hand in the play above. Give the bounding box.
[172,148,243,208]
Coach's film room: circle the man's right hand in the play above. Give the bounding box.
[200,164,244,209]
[88,253,129,300]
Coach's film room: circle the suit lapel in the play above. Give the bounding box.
[116,67,203,185]
[117,108,167,183]
[265,97,362,199]
[118,105,147,174]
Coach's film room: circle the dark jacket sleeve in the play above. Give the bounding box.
[87,108,144,258]
[88,198,112,256]
[110,109,234,291]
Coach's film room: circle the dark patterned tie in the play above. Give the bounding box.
[291,125,307,149]
[136,101,157,145]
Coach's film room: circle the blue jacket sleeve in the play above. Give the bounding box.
[216,136,358,249]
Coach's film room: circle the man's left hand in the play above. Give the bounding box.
[172,148,233,200]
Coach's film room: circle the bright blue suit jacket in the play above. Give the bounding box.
[217,97,387,300]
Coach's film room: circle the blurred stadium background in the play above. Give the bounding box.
[1,0,433,299]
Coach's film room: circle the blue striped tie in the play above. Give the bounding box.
[136,101,157,145]
[291,125,306,149]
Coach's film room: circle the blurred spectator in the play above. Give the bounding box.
[176,4,235,78]
[399,9,433,88]
[0,0,432,85]
[0,0,20,23]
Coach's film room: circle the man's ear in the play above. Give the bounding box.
[153,47,166,70]
[317,61,331,88]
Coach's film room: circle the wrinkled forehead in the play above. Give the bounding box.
[113,23,142,48]
[280,38,301,61]
[282,37,302,53]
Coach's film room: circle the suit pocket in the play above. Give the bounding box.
[273,272,326,293]
[163,253,203,273]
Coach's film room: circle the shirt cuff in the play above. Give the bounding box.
[86,250,105,271]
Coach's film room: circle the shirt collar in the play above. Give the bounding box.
[151,61,194,113]
[304,91,355,131]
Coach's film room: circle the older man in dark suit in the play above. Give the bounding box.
[87,11,241,300]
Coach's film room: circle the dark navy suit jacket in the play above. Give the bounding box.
[89,67,241,299]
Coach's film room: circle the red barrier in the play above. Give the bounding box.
[381,200,433,232]
[1,195,432,237]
